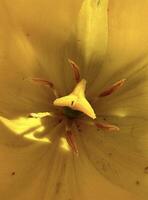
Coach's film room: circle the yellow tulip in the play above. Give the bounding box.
[0,0,148,199]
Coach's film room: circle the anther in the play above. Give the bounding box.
[32,78,59,98]
[95,122,120,131]
[65,123,78,155]
[68,59,81,83]
[99,79,126,97]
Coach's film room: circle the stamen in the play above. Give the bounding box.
[32,78,59,98]
[99,79,126,97]
[68,59,81,83]
[28,112,55,119]
[95,122,120,131]
[79,119,119,132]
[65,123,78,155]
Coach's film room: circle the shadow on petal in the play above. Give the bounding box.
[78,116,148,199]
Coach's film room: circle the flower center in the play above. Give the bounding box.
[63,107,82,119]
[30,59,126,155]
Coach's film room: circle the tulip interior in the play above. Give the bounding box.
[31,60,125,155]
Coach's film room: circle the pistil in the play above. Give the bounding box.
[53,79,96,119]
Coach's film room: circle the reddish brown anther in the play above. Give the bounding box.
[68,59,81,83]
[32,78,53,87]
[66,127,78,155]
[95,122,120,131]
[32,78,59,98]
[99,79,126,97]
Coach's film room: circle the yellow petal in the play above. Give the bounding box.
[74,128,140,200]
[89,0,148,95]
[53,79,96,119]
[0,121,66,200]
[0,0,84,116]
[0,116,56,143]
[0,3,56,117]
[95,64,148,118]
[0,120,139,200]
[2,0,84,94]
[79,116,148,199]
[77,0,108,64]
